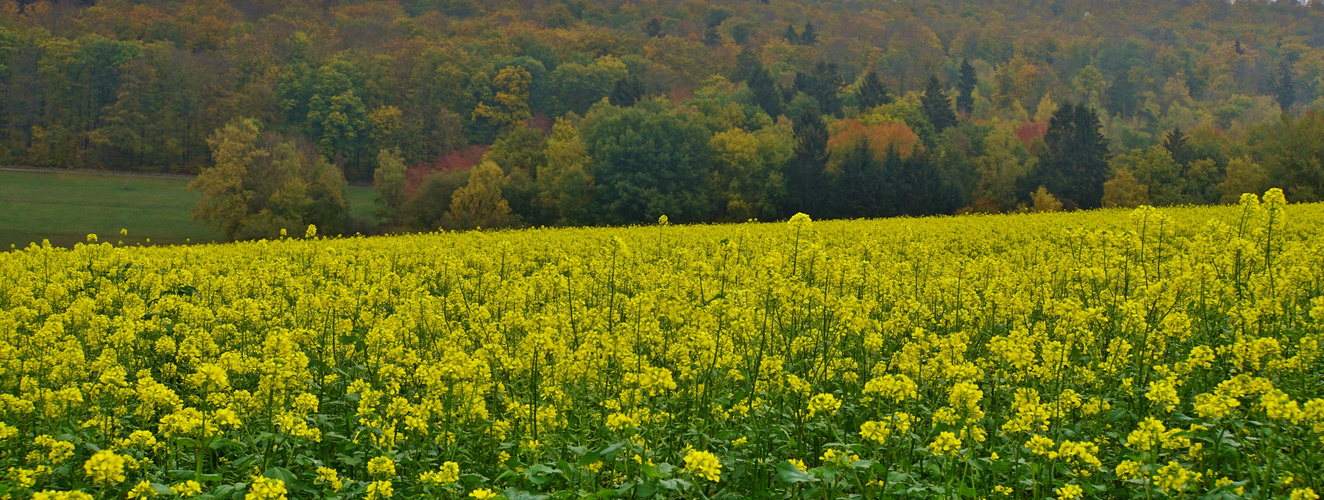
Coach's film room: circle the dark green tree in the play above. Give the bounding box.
[581,101,713,223]
[831,139,884,218]
[1161,127,1193,168]
[857,71,892,110]
[799,22,818,46]
[956,59,977,114]
[1277,61,1295,112]
[794,62,844,117]
[921,76,957,133]
[644,17,663,38]
[609,76,644,107]
[749,67,783,118]
[784,109,830,217]
[1026,102,1110,208]
[783,24,799,44]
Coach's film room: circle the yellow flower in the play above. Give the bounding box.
[1055,484,1084,499]
[788,459,808,473]
[172,481,203,498]
[33,492,94,500]
[994,485,1013,495]
[368,456,396,478]
[127,480,157,499]
[469,488,498,499]
[860,420,890,444]
[928,431,962,457]
[366,480,394,500]
[1291,488,1320,500]
[683,449,722,482]
[315,467,343,491]
[245,477,288,500]
[83,450,126,485]
[807,393,841,417]
[420,462,460,486]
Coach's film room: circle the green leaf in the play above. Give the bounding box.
[263,467,298,485]
[150,483,176,496]
[774,460,817,484]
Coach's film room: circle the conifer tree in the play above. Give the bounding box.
[956,59,977,114]
[784,109,829,217]
[921,76,957,133]
[857,71,892,110]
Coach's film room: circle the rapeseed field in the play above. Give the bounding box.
[2,190,1321,499]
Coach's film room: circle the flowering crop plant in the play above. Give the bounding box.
[1,189,1322,499]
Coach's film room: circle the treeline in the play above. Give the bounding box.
[2,0,1323,238]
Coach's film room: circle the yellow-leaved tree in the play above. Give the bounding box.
[189,118,265,239]
[473,66,532,133]
[441,161,520,231]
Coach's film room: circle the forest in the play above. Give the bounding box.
[2,0,1323,238]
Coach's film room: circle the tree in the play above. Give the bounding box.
[1218,157,1270,204]
[403,168,470,230]
[921,76,957,133]
[973,122,1035,210]
[794,62,844,117]
[1161,127,1193,167]
[537,117,596,225]
[783,24,799,44]
[702,24,722,47]
[799,22,818,46]
[609,76,644,107]
[189,118,348,240]
[748,66,783,119]
[956,59,977,114]
[1027,102,1110,208]
[644,17,662,38]
[857,71,892,110]
[373,148,408,226]
[784,109,830,217]
[306,64,370,179]
[1276,61,1295,112]
[1249,111,1324,202]
[1030,186,1063,212]
[474,66,533,133]
[830,139,884,218]
[709,126,789,221]
[441,161,520,230]
[581,100,713,223]
[190,118,264,239]
[1102,168,1150,208]
[734,47,761,83]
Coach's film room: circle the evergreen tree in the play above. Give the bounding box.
[831,139,883,218]
[784,109,830,217]
[799,22,818,46]
[734,47,760,83]
[1234,39,1245,55]
[956,59,977,114]
[1161,127,1192,168]
[921,76,957,133]
[645,18,662,38]
[749,67,783,118]
[1105,75,1137,118]
[857,71,892,110]
[783,24,799,44]
[1277,61,1295,112]
[702,24,722,47]
[1027,102,1110,208]
[609,76,644,107]
[794,62,844,117]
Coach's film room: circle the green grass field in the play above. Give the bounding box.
[0,169,376,248]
